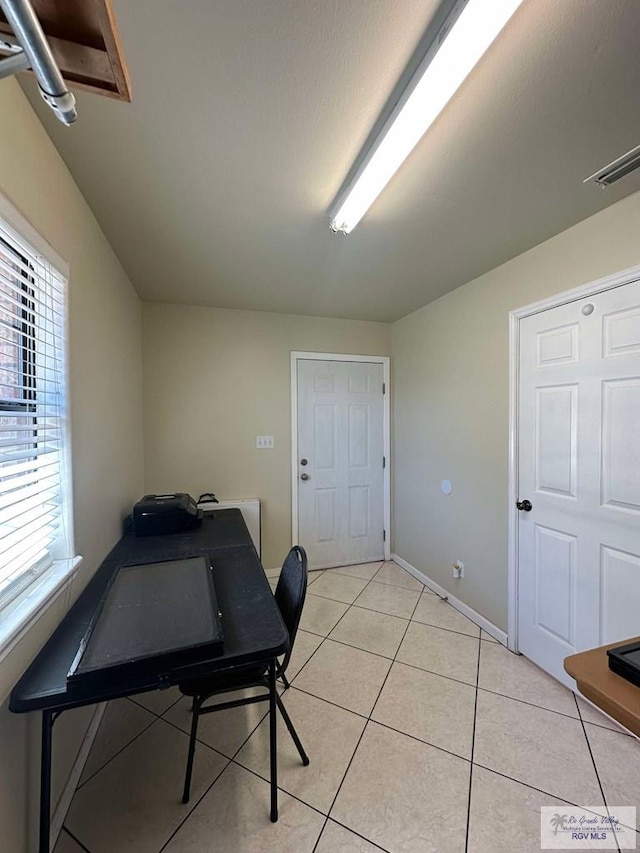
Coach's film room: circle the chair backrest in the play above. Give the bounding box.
[274,545,308,675]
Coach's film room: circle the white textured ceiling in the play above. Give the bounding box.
[21,0,640,321]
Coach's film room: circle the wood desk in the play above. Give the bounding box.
[10,509,288,853]
[564,637,640,737]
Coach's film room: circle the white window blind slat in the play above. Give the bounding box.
[0,548,52,609]
[0,514,59,568]
[0,472,59,509]
[0,459,60,497]
[0,446,62,467]
[0,489,60,526]
[0,210,71,612]
[1,544,50,585]
[0,430,62,444]
[0,251,64,286]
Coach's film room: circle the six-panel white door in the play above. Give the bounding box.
[297,359,385,569]
[518,280,640,686]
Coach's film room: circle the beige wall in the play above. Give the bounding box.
[392,189,640,631]
[142,304,390,568]
[0,79,143,851]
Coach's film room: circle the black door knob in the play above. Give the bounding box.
[516,499,533,512]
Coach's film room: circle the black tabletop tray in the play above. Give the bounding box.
[607,640,640,689]
[67,555,224,694]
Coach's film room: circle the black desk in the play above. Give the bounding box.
[10,509,288,853]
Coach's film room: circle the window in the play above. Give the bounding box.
[0,206,72,615]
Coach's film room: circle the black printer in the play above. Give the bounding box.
[133,493,203,536]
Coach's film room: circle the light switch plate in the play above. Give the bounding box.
[256,435,274,449]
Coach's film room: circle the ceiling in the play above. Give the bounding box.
[21,0,640,322]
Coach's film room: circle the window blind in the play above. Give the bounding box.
[0,216,69,611]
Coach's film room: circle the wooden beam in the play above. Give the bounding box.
[0,0,131,101]
[91,0,131,102]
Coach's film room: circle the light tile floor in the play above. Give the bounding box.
[56,560,640,853]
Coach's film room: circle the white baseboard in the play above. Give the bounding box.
[391,553,508,646]
[50,702,106,848]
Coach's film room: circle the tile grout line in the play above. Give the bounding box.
[69,714,232,851]
[64,563,404,851]
[157,674,314,852]
[61,825,92,853]
[574,693,623,852]
[472,761,625,814]
[157,707,269,853]
[300,627,590,728]
[130,634,585,736]
[291,565,387,686]
[159,563,387,853]
[574,694,636,738]
[65,694,225,843]
[70,563,608,850]
[328,818,394,853]
[370,651,592,725]
[473,683,587,723]
[296,567,613,848]
[159,708,267,762]
[230,681,477,777]
[332,574,420,593]
[303,631,403,662]
[310,575,425,853]
[72,562,602,852]
[576,693,613,804]
[307,564,398,852]
[284,681,601,780]
[157,755,232,853]
[307,591,481,641]
[387,652,477,688]
[464,633,482,853]
[69,568,380,844]
[576,690,639,841]
[308,591,421,618]
[83,677,318,796]
[227,757,328,819]
[330,572,429,594]
[75,703,164,791]
[129,690,183,717]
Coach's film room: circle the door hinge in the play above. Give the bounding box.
[383,455,386,468]
[383,530,386,541]
[382,382,386,394]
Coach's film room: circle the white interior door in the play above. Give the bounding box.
[297,359,385,569]
[517,280,640,686]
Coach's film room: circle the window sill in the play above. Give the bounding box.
[0,556,83,706]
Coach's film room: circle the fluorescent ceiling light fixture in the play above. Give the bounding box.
[330,0,524,234]
[583,143,640,188]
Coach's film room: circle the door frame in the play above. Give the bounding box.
[290,351,391,562]
[507,262,640,653]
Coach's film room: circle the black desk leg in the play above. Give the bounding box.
[39,710,54,853]
[269,660,278,823]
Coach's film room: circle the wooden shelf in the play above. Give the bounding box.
[0,0,130,101]
[565,637,640,738]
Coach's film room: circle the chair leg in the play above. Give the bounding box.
[276,659,290,690]
[182,697,202,804]
[279,671,290,690]
[269,660,278,822]
[276,694,310,766]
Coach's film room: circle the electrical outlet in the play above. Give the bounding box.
[256,435,274,449]
[452,560,464,579]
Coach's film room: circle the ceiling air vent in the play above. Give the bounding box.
[584,144,640,188]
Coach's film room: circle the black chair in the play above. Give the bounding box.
[178,545,310,821]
